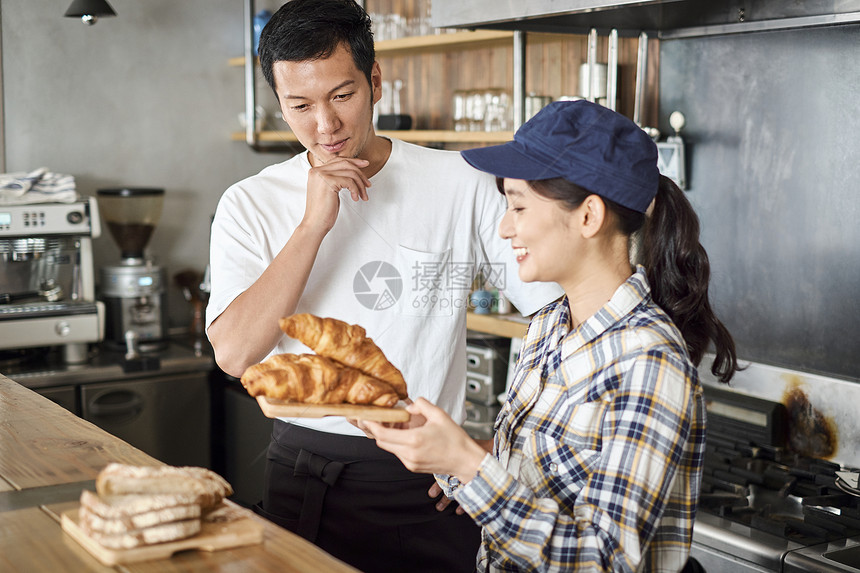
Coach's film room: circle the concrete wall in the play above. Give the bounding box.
[1,0,288,327]
[659,24,860,381]
[4,2,858,381]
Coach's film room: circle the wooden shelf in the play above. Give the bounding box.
[228,30,514,66]
[375,30,514,55]
[231,130,513,144]
[231,131,298,143]
[466,312,529,339]
[228,56,252,67]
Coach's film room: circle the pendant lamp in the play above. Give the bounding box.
[64,0,117,25]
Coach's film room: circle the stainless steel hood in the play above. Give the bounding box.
[431,0,860,38]
[431,0,677,33]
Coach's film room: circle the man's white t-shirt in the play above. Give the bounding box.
[207,138,562,436]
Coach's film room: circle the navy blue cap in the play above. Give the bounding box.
[461,100,659,213]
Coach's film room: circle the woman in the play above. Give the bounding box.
[363,100,738,572]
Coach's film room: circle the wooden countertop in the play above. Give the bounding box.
[0,374,358,572]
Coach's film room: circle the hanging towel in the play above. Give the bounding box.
[0,167,78,205]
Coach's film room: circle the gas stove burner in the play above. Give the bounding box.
[700,434,860,545]
[694,386,860,571]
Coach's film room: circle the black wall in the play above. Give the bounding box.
[659,24,860,380]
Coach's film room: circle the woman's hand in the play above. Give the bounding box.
[364,398,487,483]
[349,398,426,438]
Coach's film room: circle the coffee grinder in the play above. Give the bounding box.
[97,188,168,352]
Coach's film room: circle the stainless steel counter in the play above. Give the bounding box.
[1,339,215,468]
[3,340,213,389]
[691,511,802,571]
[785,536,860,572]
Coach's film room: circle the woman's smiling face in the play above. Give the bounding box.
[497,178,582,287]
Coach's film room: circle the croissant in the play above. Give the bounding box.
[279,314,408,400]
[240,353,399,407]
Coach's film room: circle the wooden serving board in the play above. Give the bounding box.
[60,508,264,566]
[256,395,410,422]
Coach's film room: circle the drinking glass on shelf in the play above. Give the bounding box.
[452,90,469,132]
[389,13,406,40]
[417,0,433,36]
[467,91,487,132]
[370,13,405,41]
[379,81,393,112]
[484,89,512,132]
[369,12,383,41]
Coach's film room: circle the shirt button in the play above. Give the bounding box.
[505,403,511,412]
[549,462,558,472]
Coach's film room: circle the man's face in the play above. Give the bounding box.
[272,43,382,166]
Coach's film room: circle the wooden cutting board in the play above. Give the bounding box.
[61,507,264,566]
[256,396,410,422]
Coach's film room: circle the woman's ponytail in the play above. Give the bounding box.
[525,174,739,383]
[641,175,739,383]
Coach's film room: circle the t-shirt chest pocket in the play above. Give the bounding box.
[395,245,460,317]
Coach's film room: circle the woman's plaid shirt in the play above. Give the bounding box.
[454,267,706,572]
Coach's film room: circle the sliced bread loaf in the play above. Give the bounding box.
[95,463,233,509]
[79,490,202,534]
[78,517,201,550]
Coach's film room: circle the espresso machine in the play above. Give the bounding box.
[97,188,168,353]
[0,198,105,363]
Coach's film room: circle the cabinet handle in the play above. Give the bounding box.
[88,390,144,417]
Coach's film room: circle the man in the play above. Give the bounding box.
[206,1,561,571]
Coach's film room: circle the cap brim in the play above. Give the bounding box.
[461,141,564,181]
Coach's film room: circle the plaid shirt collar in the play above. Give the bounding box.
[532,265,652,379]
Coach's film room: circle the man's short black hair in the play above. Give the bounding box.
[258,0,376,96]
